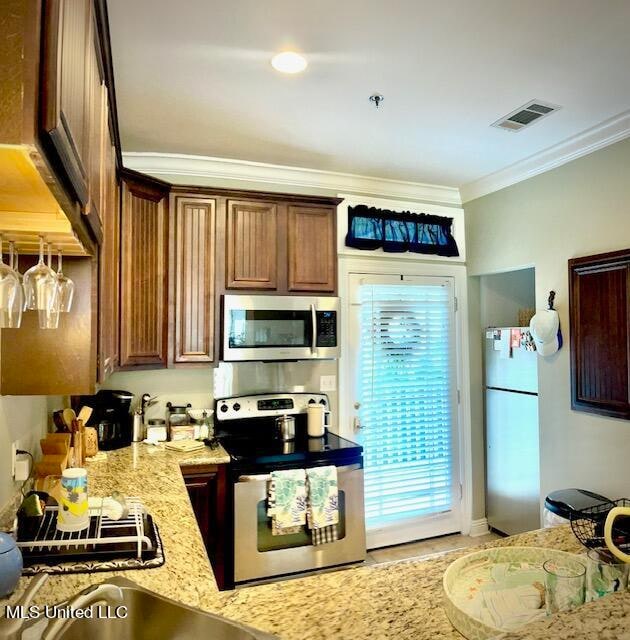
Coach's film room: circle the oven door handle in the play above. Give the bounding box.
[310,303,317,355]
[237,463,362,483]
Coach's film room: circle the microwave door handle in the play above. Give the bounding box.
[310,304,317,354]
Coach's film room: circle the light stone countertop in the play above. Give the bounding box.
[2,443,628,639]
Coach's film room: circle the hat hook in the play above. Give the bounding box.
[547,290,556,310]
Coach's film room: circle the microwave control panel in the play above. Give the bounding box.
[316,310,337,348]
[216,393,328,421]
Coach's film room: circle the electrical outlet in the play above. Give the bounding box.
[320,375,337,392]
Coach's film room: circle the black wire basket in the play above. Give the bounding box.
[570,497,630,550]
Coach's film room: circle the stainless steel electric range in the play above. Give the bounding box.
[214,392,366,586]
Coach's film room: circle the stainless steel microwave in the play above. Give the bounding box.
[222,295,340,361]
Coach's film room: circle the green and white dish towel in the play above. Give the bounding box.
[267,469,307,534]
[306,465,339,529]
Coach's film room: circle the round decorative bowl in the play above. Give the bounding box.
[442,546,585,640]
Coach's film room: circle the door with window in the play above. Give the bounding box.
[348,274,461,549]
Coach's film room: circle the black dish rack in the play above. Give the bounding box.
[15,497,164,575]
[570,498,630,550]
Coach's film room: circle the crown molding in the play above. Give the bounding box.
[460,108,630,203]
[122,152,462,206]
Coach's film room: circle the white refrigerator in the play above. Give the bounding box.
[485,328,540,535]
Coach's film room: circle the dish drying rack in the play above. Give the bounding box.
[570,498,630,550]
[16,497,153,562]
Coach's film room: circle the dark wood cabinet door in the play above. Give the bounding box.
[120,171,169,368]
[85,12,106,228]
[173,197,215,363]
[182,465,228,590]
[570,251,630,418]
[288,205,336,292]
[226,200,278,290]
[98,140,119,381]
[184,471,216,552]
[41,0,92,205]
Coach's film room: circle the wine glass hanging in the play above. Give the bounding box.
[8,236,76,329]
[0,235,24,328]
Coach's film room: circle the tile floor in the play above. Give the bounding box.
[365,531,502,565]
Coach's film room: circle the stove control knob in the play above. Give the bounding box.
[220,404,228,413]
[233,403,241,412]
[319,399,327,406]
[308,398,316,404]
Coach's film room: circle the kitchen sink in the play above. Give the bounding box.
[54,577,277,640]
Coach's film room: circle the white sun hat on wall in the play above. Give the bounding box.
[529,291,563,357]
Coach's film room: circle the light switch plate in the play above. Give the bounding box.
[320,375,337,392]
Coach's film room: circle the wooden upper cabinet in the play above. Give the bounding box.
[1,256,97,396]
[86,12,106,227]
[120,171,170,368]
[172,196,216,363]
[98,140,119,381]
[226,200,278,290]
[288,205,336,292]
[569,249,630,419]
[41,0,92,205]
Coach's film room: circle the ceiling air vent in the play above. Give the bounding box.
[492,100,561,132]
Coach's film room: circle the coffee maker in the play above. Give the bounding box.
[73,390,134,450]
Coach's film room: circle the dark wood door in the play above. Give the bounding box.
[172,196,216,363]
[569,250,630,419]
[120,171,170,368]
[226,200,278,290]
[41,0,92,206]
[288,205,336,292]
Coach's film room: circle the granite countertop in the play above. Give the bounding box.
[2,443,231,614]
[2,444,629,639]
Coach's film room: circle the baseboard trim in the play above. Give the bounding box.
[469,518,490,537]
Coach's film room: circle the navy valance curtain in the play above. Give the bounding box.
[345,205,459,257]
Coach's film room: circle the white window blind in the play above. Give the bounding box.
[359,282,454,529]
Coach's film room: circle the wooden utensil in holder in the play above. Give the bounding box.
[70,418,85,467]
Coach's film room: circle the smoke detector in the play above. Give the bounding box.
[492,100,561,132]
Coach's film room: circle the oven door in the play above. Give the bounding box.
[223,295,340,361]
[233,464,366,583]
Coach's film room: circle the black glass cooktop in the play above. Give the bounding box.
[219,430,362,469]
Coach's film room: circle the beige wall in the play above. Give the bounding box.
[465,136,630,508]
[479,269,535,329]
[0,396,60,512]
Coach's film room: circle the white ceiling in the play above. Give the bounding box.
[108,0,630,189]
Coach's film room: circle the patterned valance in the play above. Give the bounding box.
[345,205,459,257]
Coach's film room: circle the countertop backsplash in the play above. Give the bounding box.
[101,361,339,425]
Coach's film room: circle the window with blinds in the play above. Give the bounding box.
[358,282,455,530]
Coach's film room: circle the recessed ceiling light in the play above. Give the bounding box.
[271,51,307,74]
